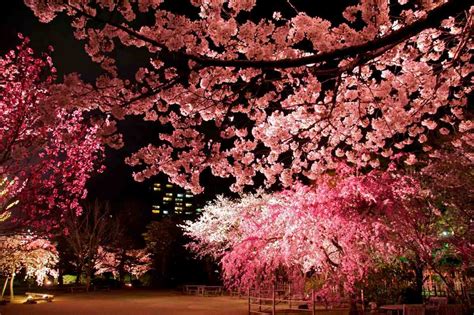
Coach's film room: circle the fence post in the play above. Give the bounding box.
[311,289,315,315]
[247,287,252,315]
[259,288,261,312]
[272,284,276,315]
[288,283,292,310]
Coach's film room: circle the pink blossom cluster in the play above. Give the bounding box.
[183,164,470,297]
[0,37,104,229]
[0,234,59,285]
[24,0,473,193]
[94,246,152,279]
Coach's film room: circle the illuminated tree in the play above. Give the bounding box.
[0,37,104,231]
[0,234,58,300]
[24,0,473,193]
[95,247,152,281]
[183,164,472,300]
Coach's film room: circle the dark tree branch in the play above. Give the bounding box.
[69,0,472,69]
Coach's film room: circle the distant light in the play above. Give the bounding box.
[125,283,132,287]
[46,280,52,285]
[440,230,453,237]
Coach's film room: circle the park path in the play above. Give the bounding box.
[0,290,248,315]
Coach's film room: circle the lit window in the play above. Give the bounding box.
[153,183,161,188]
[176,193,184,198]
[153,187,161,191]
[185,203,192,207]
[175,206,183,210]
[165,192,173,197]
[152,205,160,209]
[152,209,160,214]
[185,211,192,215]
[163,197,172,201]
[185,194,193,198]
[166,184,173,188]
[163,210,169,214]
[175,198,183,201]
[197,208,203,212]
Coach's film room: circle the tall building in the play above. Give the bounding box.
[151,181,202,218]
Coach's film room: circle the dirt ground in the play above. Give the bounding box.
[0,290,249,315]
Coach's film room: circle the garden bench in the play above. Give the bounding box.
[24,292,54,304]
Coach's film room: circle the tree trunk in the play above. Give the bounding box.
[1,276,9,299]
[75,265,82,285]
[9,272,15,301]
[85,270,91,292]
[414,265,424,304]
[118,250,126,284]
[58,268,64,287]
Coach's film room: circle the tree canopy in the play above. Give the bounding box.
[24,0,473,193]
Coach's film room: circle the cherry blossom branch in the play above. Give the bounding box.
[68,0,472,70]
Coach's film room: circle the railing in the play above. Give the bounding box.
[183,284,224,296]
[247,286,349,315]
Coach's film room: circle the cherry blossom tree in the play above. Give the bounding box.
[95,247,152,281]
[24,0,473,193]
[0,234,58,300]
[0,37,104,231]
[183,164,472,300]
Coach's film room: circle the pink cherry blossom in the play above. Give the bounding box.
[22,1,473,194]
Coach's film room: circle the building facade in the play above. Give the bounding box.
[151,181,202,218]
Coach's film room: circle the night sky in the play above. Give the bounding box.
[0,1,351,212]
